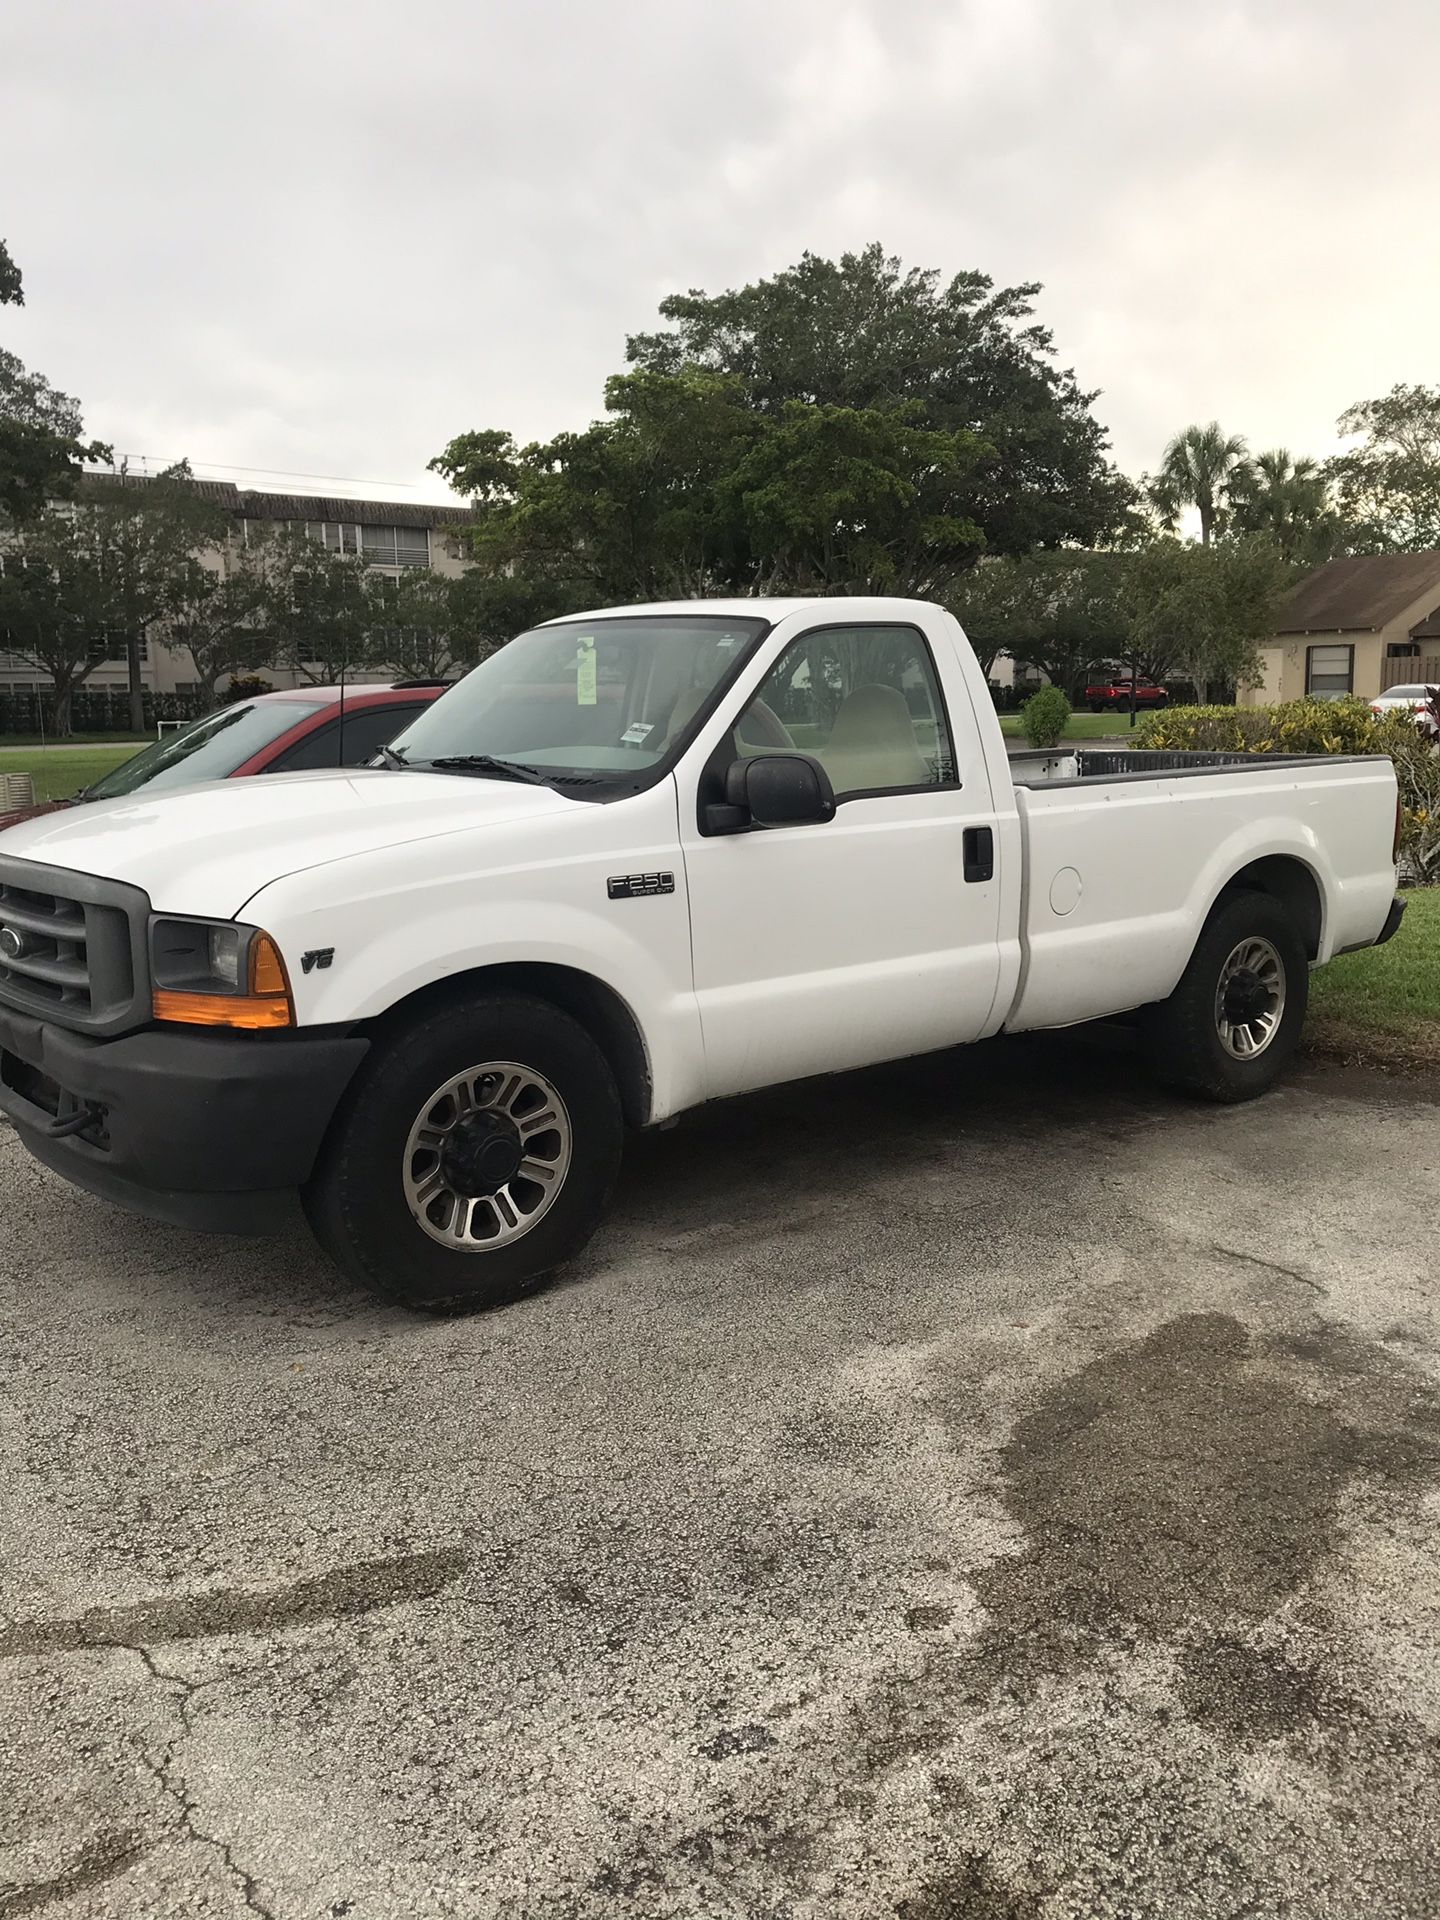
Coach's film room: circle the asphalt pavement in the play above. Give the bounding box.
[3,1031,1439,1918]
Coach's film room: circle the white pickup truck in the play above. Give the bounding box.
[0,597,1405,1310]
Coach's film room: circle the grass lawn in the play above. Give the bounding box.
[998,712,1142,740]
[0,743,144,803]
[1306,888,1440,1069]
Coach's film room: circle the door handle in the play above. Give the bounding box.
[963,826,994,883]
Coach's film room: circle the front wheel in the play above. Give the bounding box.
[1142,890,1309,1103]
[303,992,623,1311]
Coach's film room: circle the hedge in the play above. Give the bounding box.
[0,686,211,737]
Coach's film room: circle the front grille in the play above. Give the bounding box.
[0,882,94,1011]
[0,856,149,1034]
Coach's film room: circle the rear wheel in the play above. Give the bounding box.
[1143,890,1309,1102]
[303,992,623,1311]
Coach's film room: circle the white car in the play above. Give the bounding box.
[1371,683,1435,716]
[0,596,1407,1312]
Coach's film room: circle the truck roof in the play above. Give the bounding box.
[540,595,941,624]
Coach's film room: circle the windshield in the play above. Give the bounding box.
[82,700,323,801]
[1384,686,1426,700]
[389,615,769,779]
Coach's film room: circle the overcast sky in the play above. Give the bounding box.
[4,0,1437,506]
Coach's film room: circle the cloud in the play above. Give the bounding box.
[3,0,1437,501]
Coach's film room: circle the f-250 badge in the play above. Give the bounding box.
[607,872,675,900]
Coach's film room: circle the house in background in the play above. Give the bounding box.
[1245,552,1440,706]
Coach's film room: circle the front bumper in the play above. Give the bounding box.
[0,1007,369,1234]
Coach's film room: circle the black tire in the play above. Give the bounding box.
[1090,702,1105,713]
[1143,889,1309,1103]
[303,991,623,1312]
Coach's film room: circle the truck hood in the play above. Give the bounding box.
[0,767,580,917]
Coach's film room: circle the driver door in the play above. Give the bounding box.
[678,616,1003,1100]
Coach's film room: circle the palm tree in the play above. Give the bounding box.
[1150,423,1248,545]
[1228,448,1335,559]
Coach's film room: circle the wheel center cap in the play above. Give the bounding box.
[1223,967,1274,1025]
[439,1110,523,1197]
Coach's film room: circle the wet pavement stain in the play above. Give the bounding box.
[894,1855,1044,1919]
[0,1547,468,1656]
[964,1312,1440,1715]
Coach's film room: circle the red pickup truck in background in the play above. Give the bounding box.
[1084,675,1170,713]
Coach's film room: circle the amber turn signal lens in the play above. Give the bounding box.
[152,930,294,1029]
[248,932,290,998]
[152,988,294,1029]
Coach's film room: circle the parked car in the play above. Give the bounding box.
[0,682,450,832]
[1084,675,1170,713]
[0,597,1403,1313]
[1370,683,1435,717]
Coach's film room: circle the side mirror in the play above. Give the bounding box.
[712,753,836,832]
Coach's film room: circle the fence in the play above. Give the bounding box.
[1382,653,1440,692]
[0,687,211,736]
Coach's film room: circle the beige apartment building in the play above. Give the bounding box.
[0,480,478,699]
[1245,552,1440,706]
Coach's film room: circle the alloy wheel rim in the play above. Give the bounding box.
[403,1061,571,1251]
[1214,937,1286,1060]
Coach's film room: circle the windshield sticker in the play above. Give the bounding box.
[620,721,655,746]
[576,637,598,707]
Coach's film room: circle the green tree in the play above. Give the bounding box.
[720,400,985,594]
[161,549,276,702]
[1121,536,1287,704]
[626,244,1136,554]
[0,510,110,732]
[1228,448,1341,563]
[254,526,387,684]
[0,239,22,307]
[1149,423,1249,546]
[0,350,111,526]
[945,556,1048,681]
[366,570,475,681]
[0,242,110,524]
[83,463,230,730]
[1326,384,1440,551]
[434,370,761,604]
[951,551,1132,697]
[435,368,988,604]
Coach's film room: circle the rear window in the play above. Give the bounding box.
[83,701,323,801]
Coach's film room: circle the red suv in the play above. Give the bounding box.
[0,681,449,833]
[1084,675,1170,713]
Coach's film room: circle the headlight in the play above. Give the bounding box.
[149,917,294,1029]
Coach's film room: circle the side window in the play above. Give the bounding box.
[268,706,423,772]
[735,624,956,799]
[335,704,423,766]
[267,721,338,772]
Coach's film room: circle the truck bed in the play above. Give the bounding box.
[1000,748,1399,1033]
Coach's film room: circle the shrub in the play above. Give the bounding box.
[222,674,274,706]
[1136,698,1440,883]
[1021,685,1071,748]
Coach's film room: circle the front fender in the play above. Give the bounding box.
[240,790,706,1123]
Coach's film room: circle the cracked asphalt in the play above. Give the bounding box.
[2,1029,1440,1919]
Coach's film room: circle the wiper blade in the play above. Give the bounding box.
[422,754,552,786]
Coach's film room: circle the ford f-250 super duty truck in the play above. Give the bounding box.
[0,598,1406,1312]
